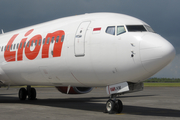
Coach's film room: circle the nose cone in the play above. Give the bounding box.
[140,34,176,73]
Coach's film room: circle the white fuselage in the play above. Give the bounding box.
[0,13,176,87]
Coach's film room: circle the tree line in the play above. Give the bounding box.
[144,78,180,83]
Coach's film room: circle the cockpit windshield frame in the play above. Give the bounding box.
[105,25,126,36]
[117,26,126,36]
[125,24,155,33]
[126,25,147,32]
[144,25,155,33]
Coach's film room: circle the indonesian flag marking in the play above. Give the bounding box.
[93,27,101,31]
[93,27,101,34]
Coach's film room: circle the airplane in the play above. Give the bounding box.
[0,12,176,114]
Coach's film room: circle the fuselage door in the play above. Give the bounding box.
[74,21,90,57]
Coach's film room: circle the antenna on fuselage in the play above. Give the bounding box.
[1,29,4,34]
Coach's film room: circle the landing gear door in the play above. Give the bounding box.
[74,21,90,57]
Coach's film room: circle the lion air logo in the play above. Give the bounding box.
[110,86,121,92]
[4,29,65,62]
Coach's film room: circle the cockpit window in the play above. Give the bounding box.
[106,26,115,35]
[144,25,155,33]
[126,25,147,32]
[117,26,126,35]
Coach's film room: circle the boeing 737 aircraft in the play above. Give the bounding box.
[0,13,176,114]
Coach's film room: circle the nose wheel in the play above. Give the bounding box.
[105,95,123,114]
[106,99,115,113]
[18,86,36,100]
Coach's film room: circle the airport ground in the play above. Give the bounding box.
[0,86,180,120]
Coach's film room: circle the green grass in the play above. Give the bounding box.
[144,82,180,87]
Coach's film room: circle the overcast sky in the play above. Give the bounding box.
[0,0,180,78]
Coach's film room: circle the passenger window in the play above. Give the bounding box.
[39,39,41,45]
[11,44,13,50]
[117,26,126,35]
[56,36,59,43]
[20,43,22,49]
[31,40,34,46]
[17,43,19,49]
[43,38,45,44]
[7,45,9,51]
[13,44,16,49]
[51,37,54,43]
[4,46,6,51]
[35,40,37,46]
[27,41,30,47]
[1,46,3,51]
[24,42,26,48]
[61,35,64,42]
[47,37,50,44]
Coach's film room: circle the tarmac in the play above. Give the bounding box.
[0,86,180,120]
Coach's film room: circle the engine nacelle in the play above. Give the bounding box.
[56,86,93,94]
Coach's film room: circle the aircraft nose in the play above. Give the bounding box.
[140,34,176,73]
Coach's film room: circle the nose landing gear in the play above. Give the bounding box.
[105,95,123,114]
[18,86,36,100]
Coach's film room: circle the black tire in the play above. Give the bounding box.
[28,88,36,100]
[106,99,115,114]
[19,88,27,100]
[115,99,123,113]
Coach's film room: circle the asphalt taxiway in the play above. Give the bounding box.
[0,87,180,120]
